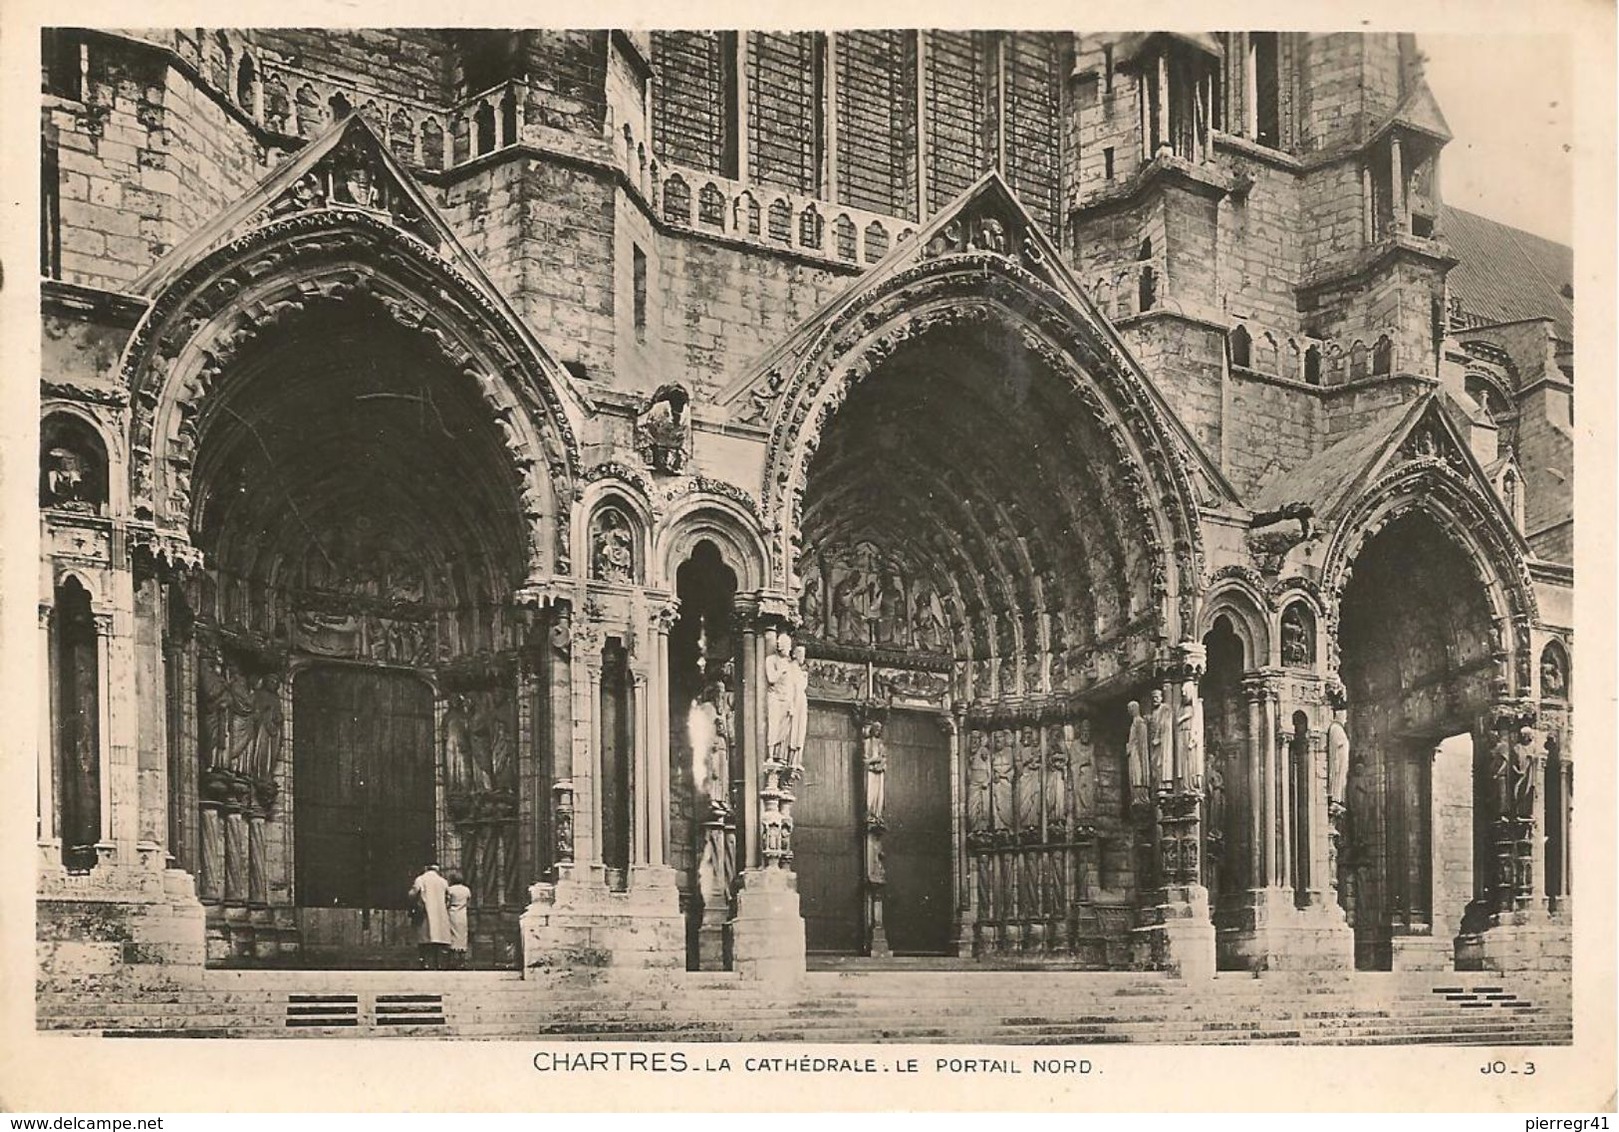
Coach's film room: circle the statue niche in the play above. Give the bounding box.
[40,414,109,515]
[1280,602,1316,668]
[590,506,637,585]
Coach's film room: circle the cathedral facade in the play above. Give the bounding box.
[37,29,1573,985]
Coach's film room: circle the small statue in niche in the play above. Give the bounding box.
[798,559,824,638]
[911,587,949,653]
[691,672,733,817]
[590,508,635,584]
[42,447,92,510]
[1541,646,1567,700]
[1502,470,1519,522]
[1280,604,1314,668]
[635,384,692,475]
[971,216,1008,254]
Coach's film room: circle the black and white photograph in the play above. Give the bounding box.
[6,5,1614,1115]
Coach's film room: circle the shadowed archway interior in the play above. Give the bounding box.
[1338,512,1496,971]
[178,296,538,965]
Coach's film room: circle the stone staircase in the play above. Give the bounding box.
[37,968,1571,1045]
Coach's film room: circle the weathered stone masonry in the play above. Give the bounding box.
[38,28,1572,983]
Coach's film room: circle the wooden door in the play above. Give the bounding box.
[795,703,862,953]
[882,710,953,954]
[294,667,435,912]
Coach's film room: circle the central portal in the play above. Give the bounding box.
[293,666,436,964]
[797,703,952,956]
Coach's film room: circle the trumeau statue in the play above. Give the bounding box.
[1044,723,1072,827]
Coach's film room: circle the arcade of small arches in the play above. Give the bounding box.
[37,228,1570,979]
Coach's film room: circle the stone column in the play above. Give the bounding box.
[93,609,117,856]
[247,811,270,906]
[650,599,679,869]
[948,707,972,956]
[1390,134,1407,235]
[37,603,58,861]
[729,604,807,980]
[631,669,650,867]
[197,802,224,904]
[583,657,604,876]
[1133,644,1214,979]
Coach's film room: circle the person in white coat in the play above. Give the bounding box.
[409,863,451,970]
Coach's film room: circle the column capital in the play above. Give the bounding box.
[1491,698,1538,731]
[1241,670,1284,702]
[652,595,681,634]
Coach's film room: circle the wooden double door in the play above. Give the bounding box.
[293,666,436,960]
[794,704,953,955]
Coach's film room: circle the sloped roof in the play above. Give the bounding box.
[1250,400,1418,519]
[1372,82,1453,144]
[1443,205,1573,342]
[1250,387,1515,532]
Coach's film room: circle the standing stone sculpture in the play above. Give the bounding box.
[966,730,991,838]
[1326,708,1351,814]
[1125,700,1151,809]
[1148,687,1172,790]
[1177,679,1204,791]
[764,631,794,766]
[1016,726,1044,838]
[1044,723,1072,832]
[990,730,1015,834]
[1070,718,1097,819]
[787,642,809,778]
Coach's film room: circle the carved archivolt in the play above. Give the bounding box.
[1320,459,1539,694]
[119,210,580,585]
[757,253,1205,641]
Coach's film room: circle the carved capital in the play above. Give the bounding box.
[1241,671,1284,703]
[653,596,682,634]
[1490,698,1538,732]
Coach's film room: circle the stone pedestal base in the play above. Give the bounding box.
[1455,912,1572,972]
[1132,884,1215,979]
[205,904,301,964]
[729,867,806,981]
[37,854,206,990]
[1219,887,1355,972]
[520,866,684,974]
